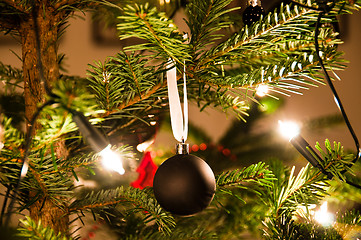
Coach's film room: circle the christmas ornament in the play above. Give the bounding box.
[243,0,265,26]
[153,143,216,216]
[153,59,216,216]
[131,151,158,189]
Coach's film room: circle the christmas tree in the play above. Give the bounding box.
[1,0,361,239]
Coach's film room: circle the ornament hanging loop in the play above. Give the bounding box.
[166,58,188,143]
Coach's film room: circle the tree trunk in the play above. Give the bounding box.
[19,4,69,234]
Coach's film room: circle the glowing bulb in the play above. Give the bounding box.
[314,202,335,227]
[278,120,300,140]
[256,84,269,97]
[99,145,125,175]
[0,125,4,150]
[136,139,154,152]
[20,162,29,177]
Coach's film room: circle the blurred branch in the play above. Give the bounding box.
[0,0,28,13]
[100,81,168,117]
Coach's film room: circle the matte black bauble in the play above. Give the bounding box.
[153,154,216,216]
[243,5,265,26]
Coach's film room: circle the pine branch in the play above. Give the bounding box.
[0,0,29,13]
[124,227,218,240]
[0,117,24,149]
[86,51,171,132]
[314,139,355,181]
[261,161,332,239]
[87,52,160,112]
[53,0,103,14]
[53,0,81,9]
[187,0,357,102]
[227,49,343,94]
[69,186,176,235]
[215,162,275,205]
[186,0,239,56]
[0,15,21,31]
[336,210,361,238]
[17,216,72,240]
[216,162,275,188]
[117,4,190,65]
[274,164,328,217]
[197,0,355,68]
[108,0,357,120]
[188,84,251,119]
[198,5,311,67]
[0,62,24,94]
[14,153,74,210]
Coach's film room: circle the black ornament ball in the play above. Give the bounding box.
[153,154,216,216]
[242,5,265,26]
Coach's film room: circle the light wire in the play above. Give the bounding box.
[291,0,361,188]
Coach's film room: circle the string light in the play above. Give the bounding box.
[278,120,300,140]
[137,139,154,152]
[99,145,125,175]
[71,110,125,175]
[289,0,361,187]
[256,84,269,97]
[314,202,335,227]
[278,120,332,178]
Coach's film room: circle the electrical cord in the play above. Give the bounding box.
[314,11,361,189]
[313,12,361,164]
[291,0,361,188]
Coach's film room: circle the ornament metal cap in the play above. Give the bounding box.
[176,142,189,155]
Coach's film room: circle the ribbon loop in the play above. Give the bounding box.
[166,59,188,142]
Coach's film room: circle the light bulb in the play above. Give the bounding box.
[314,202,335,227]
[136,139,154,152]
[278,120,327,171]
[20,161,29,177]
[99,145,125,175]
[278,120,300,140]
[256,84,269,97]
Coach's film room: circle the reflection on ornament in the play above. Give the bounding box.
[100,145,125,175]
[243,0,265,26]
[153,144,216,216]
[314,202,335,227]
[131,151,158,189]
